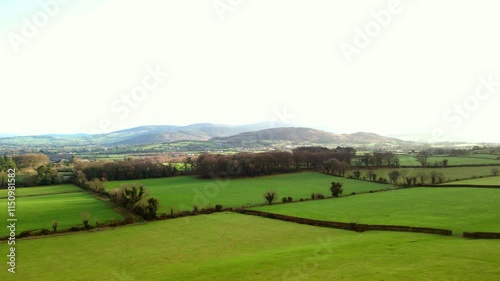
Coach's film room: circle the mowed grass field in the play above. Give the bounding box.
[0,191,124,234]
[356,166,497,183]
[104,172,395,212]
[0,184,81,198]
[441,176,500,185]
[1,212,499,281]
[253,187,500,233]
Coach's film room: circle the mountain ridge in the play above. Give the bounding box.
[0,123,407,147]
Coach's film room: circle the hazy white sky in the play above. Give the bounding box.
[1,0,500,142]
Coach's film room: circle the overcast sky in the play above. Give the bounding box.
[1,0,500,142]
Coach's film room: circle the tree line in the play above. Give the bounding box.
[75,158,179,181]
[195,147,355,178]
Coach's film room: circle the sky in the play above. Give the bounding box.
[1,0,500,143]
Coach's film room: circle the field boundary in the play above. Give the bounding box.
[0,190,82,199]
[427,184,500,188]
[463,232,500,239]
[234,209,452,236]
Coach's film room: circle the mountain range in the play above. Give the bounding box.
[0,123,407,148]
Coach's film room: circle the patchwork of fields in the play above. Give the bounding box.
[1,212,500,281]
[354,166,500,183]
[1,170,500,280]
[104,172,395,212]
[252,187,500,233]
[0,185,124,234]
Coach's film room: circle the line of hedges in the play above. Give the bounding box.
[430,184,500,188]
[235,209,452,236]
[463,232,500,239]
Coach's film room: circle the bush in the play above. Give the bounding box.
[215,204,223,211]
[282,197,288,203]
[18,230,33,238]
[264,191,277,205]
[38,229,50,235]
[312,193,325,199]
[287,196,293,202]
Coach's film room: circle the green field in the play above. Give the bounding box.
[396,154,500,166]
[469,153,500,160]
[104,172,395,212]
[0,192,124,234]
[441,176,500,185]
[428,156,500,165]
[0,184,81,198]
[1,212,499,281]
[253,187,500,233]
[355,166,497,183]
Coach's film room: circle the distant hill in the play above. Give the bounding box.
[212,127,406,146]
[0,123,289,147]
[112,123,288,145]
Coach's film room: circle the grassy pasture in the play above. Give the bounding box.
[252,187,500,233]
[354,166,497,183]
[441,176,500,185]
[104,172,395,212]
[468,153,500,160]
[1,212,499,281]
[0,184,81,198]
[0,192,124,234]
[396,154,500,166]
[428,156,500,165]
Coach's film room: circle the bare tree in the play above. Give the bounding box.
[416,150,431,167]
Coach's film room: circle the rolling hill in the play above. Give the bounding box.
[212,127,406,146]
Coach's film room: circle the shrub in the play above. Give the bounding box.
[313,193,325,199]
[330,181,343,197]
[18,230,33,238]
[287,196,293,202]
[264,191,277,205]
[282,197,288,203]
[80,212,91,229]
[215,204,223,211]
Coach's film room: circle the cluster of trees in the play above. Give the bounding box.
[36,164,58,185]
[110,184,159,220]
[0,156,17,171]
[196,147,355,179]
[357,151,399,167]
[196,151,295,178]
[12,153,49,169]
[292,147,355,170]
[73,171,159,220]
[75,158,178,181]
